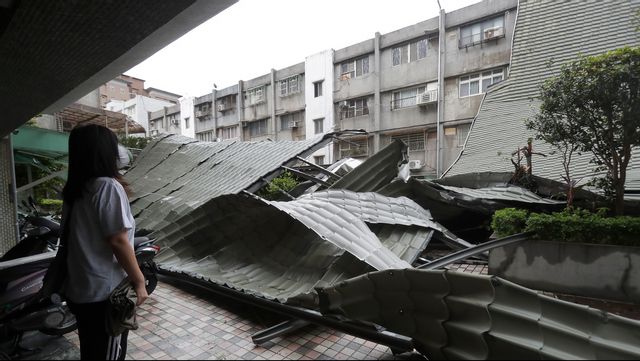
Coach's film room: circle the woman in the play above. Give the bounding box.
[62,124,148,360]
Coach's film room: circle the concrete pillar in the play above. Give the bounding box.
[270,69,277,140]
[373,32,382,153]
[212,88,218,139]
[238,80,245,141]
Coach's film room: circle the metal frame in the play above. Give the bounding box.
[158,271,414,352]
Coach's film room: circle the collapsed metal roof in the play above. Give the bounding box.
[318,268,640,360]
[126,133,340,231]
[151,191,436,305]
[445,0,640,196]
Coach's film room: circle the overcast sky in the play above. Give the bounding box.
[126,0,481,98]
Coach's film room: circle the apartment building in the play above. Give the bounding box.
[189,0,517,177]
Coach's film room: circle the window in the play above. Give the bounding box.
[249,119,269,137]
[217,95,236,112]
[339,56,369,80]
[339,97,369,119]
[457,124,470,147]
[314,81,323,97]
[245,86,265,105]
[339,138,369,158]
[314,155,325,165]
[217,126,238,140]
[390,133,425,151]
[197,130,215,142]
[280,111,304,130]
[391,86,428,109]
[184,117,190,129]
[459,69,504,97]
[280,75,302,96]
[460,15,505,47]
[392,38,428,66]
[314,118,324,134]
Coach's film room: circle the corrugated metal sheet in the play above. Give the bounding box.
[125,134,334,231]
[319,268,640,360]
[438,184,564,205]
[330,139,407,193]
[152,191,442,304]
[446,0,640,194]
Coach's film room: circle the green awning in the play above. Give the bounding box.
[12,126,69,162]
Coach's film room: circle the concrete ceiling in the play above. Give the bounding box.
[0,0,237,137]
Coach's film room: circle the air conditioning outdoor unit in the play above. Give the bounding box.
[171,119,179,125]
[408,159,424,170]
[484,26,504,40]
[241,121,249,128]
[217,104,225,111]
[288,120,299,128]
[417,90,438,105]
[338,101,349,109]
[195,110,203,117]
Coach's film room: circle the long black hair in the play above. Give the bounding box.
[62,124,130,204]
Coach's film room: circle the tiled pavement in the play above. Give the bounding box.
[20,263,488,360]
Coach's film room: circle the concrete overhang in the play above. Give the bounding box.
[0,0,238,137]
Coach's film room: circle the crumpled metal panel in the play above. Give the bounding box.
[125,134,333,231]
[152,190,442,304]
[437,184,565,205]
[270,190,435,270]
[330,139,407,193]
[318,269,640,360]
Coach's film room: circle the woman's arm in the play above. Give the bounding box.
[108,230,148,306]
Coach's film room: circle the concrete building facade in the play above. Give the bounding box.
[184,0,518,178]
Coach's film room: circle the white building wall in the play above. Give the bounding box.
[107,96,174,136]
[179,96,195,139]
[305,49,335,164]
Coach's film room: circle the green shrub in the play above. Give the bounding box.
[257,171,299,201]
[491,208,529,238]
[526,208,640,246]
[38,198,63,215]
[491,207,640,246]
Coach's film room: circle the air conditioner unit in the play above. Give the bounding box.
[288,120,299,128]
[408,159,424,170]
[484,26,504,40]
[417,90,438,105]
[338,101,349,109]
[241,121,249,128]
[217,104,225,112]
[195,110,203,117]
[171,119,179,125]
[339,72,352,81]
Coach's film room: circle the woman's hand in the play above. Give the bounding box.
[108,230,150,306]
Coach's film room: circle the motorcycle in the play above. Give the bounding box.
[0,222,160,359]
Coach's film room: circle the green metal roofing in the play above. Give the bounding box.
[445,0,640,193]
[11,126,69,162]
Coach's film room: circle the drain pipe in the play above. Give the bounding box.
[436,0,445,178]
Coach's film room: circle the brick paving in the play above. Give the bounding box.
[18,263,487,360]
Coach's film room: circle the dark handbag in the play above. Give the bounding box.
[105,277,138,336]
[40,204,72,298]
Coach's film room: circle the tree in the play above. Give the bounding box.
[526,47,640,215]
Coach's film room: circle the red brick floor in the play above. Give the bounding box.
[19,263,488,360]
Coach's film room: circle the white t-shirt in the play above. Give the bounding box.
[64,177,135,303]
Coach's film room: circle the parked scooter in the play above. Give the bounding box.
[0,252,76,359]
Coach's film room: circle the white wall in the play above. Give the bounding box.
[107,96,174,135]
[305,49,335,164]
[179,96,195,139]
